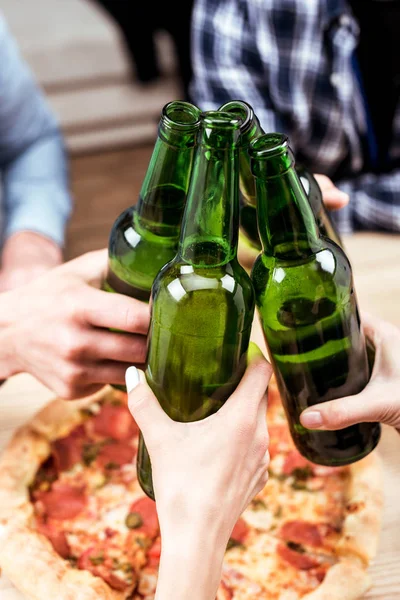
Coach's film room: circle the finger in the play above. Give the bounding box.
[61,249,108,284]
[87,330,148,364]
[85,360,147,386]
[299,380,393,430]
[81,287,150,335]
[313,174,349,210]
[322,189,349,211]
[126,367,172,444]
[219,346,272,417]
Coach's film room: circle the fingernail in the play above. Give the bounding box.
[125,366,140,393]
[301,411,323,428]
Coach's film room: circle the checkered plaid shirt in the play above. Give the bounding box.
[190,0,400,233]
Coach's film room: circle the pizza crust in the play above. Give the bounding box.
[0,385,126,600]
[338,452,384,565]
[302,559,371,600]
[0,525,125,600]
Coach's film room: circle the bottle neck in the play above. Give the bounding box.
[135,102,200,236]
[254,155,321,260]
[179,143,240,267]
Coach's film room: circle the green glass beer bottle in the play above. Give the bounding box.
[137,111,256,499]
[219,100,342,253]
[219,100,263,253]
[104,100,202,300]
[250,133,380,466]
[296,165,343,248]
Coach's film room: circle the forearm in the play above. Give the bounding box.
[156,524,228,600]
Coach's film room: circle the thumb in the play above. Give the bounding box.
[125,366,172,445]
[219,342,272,418]
[300,380,393,430]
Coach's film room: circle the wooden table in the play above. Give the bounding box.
[1,232,400,599]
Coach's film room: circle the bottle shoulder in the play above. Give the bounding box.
[251,241,353,297]
[152,258,255,309]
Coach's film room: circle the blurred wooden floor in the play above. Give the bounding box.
[66,144,153,260]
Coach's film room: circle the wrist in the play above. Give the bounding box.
[156,530,227,600]
[2,232,62,268]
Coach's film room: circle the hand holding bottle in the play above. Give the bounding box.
[126,348,272,600]
[301,312,400,433]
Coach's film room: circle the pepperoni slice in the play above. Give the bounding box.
[147,537,161,567]
[78,547,99,571]
[36,520,70,558]
[268,424,292,457]
[277,542,320,570]
[129,497,159,539]
[218,580,234,600]
[230,518,249,543]
[37,482,87,520]
[313,567,327,583]
[52,425,87,471]
[93,403,139,441]
[267,382,282,409]
[279,520,323,548]
[96,441,135,469]
[102,572,129,591]
[282,450,314,476]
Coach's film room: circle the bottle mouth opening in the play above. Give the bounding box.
[201,110,242,131]
[249,133,289,158]
[162,101,202,130]
[218,100,254,134]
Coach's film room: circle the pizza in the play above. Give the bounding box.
[0,378,383,600]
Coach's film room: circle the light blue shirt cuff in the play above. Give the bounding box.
[4,189,71,247]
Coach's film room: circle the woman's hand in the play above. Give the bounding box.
[300,312,400,432]
[126,346,272,600]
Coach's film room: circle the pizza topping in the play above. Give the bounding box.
[230,518,249,543]
[96,441,136,469]
[30,457,57,494]
[36,520,71,558]
[279,520,323,548]
[129,497,159,539]
[126,512,144,529]
[313,567,327,583]
[147,537,161,567]
[102,572,130,591]
[52,425,88,472]
[138,567,159,596]
[78,547,134,591]
[92,403,139,441]
[282,450,314,476]
[89,551,104,565]
[277,542,320,570]
[346,501,365,513]
[36,482,87,520]
[82,441,103,466]
[251,498,267,511]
